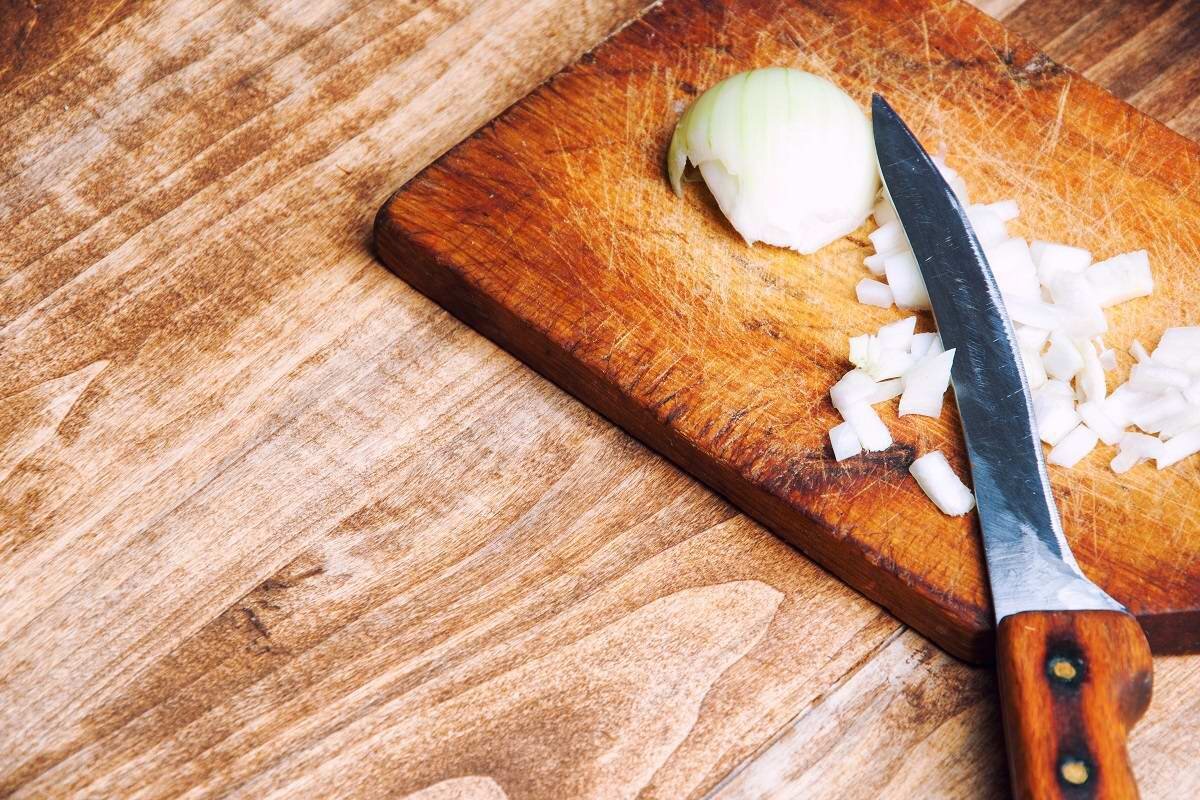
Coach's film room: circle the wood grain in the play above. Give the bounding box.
[996,610,1153,799]
[375,0,1200,662]
[0,0,1198,797]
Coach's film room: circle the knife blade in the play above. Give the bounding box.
[872,94,1153,800]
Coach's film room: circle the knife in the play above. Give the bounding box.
[872,95,1154,800]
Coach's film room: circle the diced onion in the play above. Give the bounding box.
[883,251,931,310]
[668,68,878,253]
[1030,241,1091,286]
[1048,424,1099,467]
[855,278,893,308]
[830,369,878,413]
[985,238,1040,298]
[1077,401,1124,446]
[1158,428,1200,469]
[1042,331,1084,381]
[909,332,940,361]
[841,403,893,451]
[829,421,862,461]
[1086,250,1153,307]
[899,349,956,418]
[908,451,976,516]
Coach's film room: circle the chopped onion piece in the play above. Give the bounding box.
[1103,384,1152,428]
[869,220,907,256]
[849,334,871,368]
[1034,390,1081,445]
[868,378,904,404]
[1037,379,1075,399]
[830,369,878,413]
[856,278,893,308]
[1158,428,1200,469]
[966,204,1009,247]
[1130,339,1150,363]
[1077,401,1124,446]
[1086,250,1153,307]
[841,403,892,451]
[909,451,975,516]
[899,349,956,418]
[884,251,931,310]
[1043,331,1084,381]
[1159,408,1200,439]
[1049,424,1099,468]
[1112,431,1164,473]
[863,252,889,276]
[1099,349,1118,371]
[1185,380,1200,407]
[1076,338,1106,404]
[1047,273,1107,337]
[985,238,1041,298]
[1015,325,1050,351]
[1031,241,1091,286]
[1128,362,1191,393]
[829,422,862,462]
[987,199,1019,222]
[1131,390,1188,433]
[873,195,898,226]
[870,348,916,381]
[877,316,917,349]
[1151,327,1200,370]
[909,332,940,360]
[1021,345,1047,389]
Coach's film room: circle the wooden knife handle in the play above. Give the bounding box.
[996,610,1153,799]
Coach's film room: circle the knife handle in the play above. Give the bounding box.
[996,610,1153,800]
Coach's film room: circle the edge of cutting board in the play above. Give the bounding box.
[373,0,1200,663]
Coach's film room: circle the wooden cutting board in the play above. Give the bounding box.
[374,0,1200,662]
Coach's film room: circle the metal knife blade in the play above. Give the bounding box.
[871,94,1123,623]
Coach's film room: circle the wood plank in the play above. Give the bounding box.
[0,1,897,796]
[376,0,1200,663]
[711,633,1200,800]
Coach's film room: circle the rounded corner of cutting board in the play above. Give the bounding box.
[368,0,1200,661]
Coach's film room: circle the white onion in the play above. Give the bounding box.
[1015,325,1050,351]
[966,204,1009,247]
[899,349,956,418]
[1159,408,1200,439]
[909,332,940,360]
[869,221,907,255]
[987,199,1020,222]
[1099,349,1118,371]
[829,421,862,462]
[1130,390,1188,432]
[883,251,931,310]
[1158,428,1200,469]
[855,278,893,308]
[830,369,878,413]
[668,68,878,253]
[869,378,904,404]
[841,403,892,451]
[1042,331,1084,381]
[877,316,917,350]
[908,451,975,516]
[1130,339,1150,363]
[1086,250,1153,307]
[1048,424,1099,467]
[1021,345,1047,389]
[1034,390,1081,445]
[1076,339,1106,404]
[1128,363,1191,393]
[1111,431,1164,474]
[1031,241,1091,286]
[1077,401,1124,446]
[1151,327,1200,369]
[985,238,1040,298]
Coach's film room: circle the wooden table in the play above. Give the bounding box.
[1,1,1196,797]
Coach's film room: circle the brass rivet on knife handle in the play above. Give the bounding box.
[996,610,1153,799]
